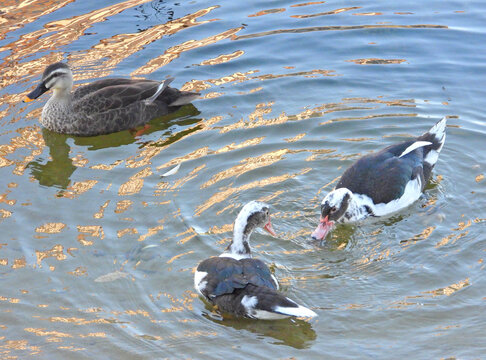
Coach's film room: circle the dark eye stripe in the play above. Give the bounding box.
[43,70,68,84]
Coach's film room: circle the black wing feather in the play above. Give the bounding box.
[197,257,277,299]
[336,140,425,204]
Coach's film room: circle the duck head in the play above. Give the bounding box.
[225,201,276,257]
[312,188,352,241]
[24,63,73,102]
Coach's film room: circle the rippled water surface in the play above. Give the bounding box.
[1,0,485,358]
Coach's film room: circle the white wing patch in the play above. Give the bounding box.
[271,274,279,291]
[252,310,289,320]
[373,176,422,216]
[241,295,258,311]
[274,299,317,318]
[424,149,439,166]
[398,141,432,158]
[194,271,208,296]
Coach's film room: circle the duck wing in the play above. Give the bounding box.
[72,79,157,101]
[196,257,315,319]
[72,80,168,114]
[336,140,427,204]
[196,257,276,299]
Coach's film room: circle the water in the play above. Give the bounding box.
[1,0,485,358]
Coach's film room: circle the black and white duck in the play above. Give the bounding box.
[24,62,199,136]
[195,201,317,320]
[312,117,447,240]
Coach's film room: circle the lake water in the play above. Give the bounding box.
[1,0,485,358]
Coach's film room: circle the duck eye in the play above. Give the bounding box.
[330,206,337,213]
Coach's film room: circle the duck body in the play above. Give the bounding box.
[195,201,317,320]
[312,117,447,240]
[25,63,199,136]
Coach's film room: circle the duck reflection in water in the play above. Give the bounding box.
[27,106,200,189]
[202,306,317,349]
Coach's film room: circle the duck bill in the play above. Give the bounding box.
[311,216,334,241]
[24,82,48,102]
[263,219,277,237]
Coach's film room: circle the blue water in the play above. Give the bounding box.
[0,0,485,358]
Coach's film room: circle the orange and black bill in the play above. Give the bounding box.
[24,82,48,102]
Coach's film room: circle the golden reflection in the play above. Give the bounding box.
[475,174,484,182]
[203,92,224,99]
[167,251,194,264]
[62,180,98,198]
[35,222,66,233]
[353,12,383,16]
[341,137,374,142]
[0,295,19,303]
[0,209,12,219]
[234,24,447,41]
[118,179,144,196]
[58,346,86,351]
[1,0,154,89]
[248,8,286,17]
[207,223,233,235]
[36,245,67,265]
[423,278,470,297]
[347,58,406,65]
[291,1,325,7]
[156,165,206,195]
[68,267,87,276]
[320,112,416,126]
[115,200,133,213]
[118,167,152,195]
[0,126,44,176]
[291,7,361,18]
[132,27,244,76]
[90,160,122,170]
[389,278,471,309]
[195,168,311,216]
[0,0,74,40]
[201,149,291,189]
[77,225,105,246]
[12,257,26,269]
[198,50,245,66]
[93,200,110,219]
[285,133,306,142]
[176,228,198,244]
[73,6,218,76]
[117,228,138,238]
[401,226,436,246]
[137,224,164,242]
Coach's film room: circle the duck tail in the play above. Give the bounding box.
[238,286,317,320]
[418,117,447,167]
[144,78,174,105]
[169,91,200,106]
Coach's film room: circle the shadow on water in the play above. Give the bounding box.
[202,303,317,349]
[27,105,200,189]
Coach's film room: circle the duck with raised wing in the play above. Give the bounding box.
[195,201,317,320]
[24,62,199,136]
[312,117,447,241]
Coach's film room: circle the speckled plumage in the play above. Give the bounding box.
[26,62,199,136]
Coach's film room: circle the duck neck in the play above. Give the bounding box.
[52,87,72,100]
[224,220,253,258]
[343,193,375,222]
